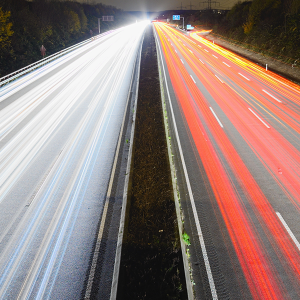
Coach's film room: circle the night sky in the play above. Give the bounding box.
[80,0,237,12]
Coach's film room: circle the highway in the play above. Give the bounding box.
[0,22,146,299]
[154,22,300,299]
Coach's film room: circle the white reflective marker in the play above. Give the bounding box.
[223,62,230,67]
[276,212,300,252]
[212,55,218,59]
[238,73,250,81]
[262,89,282,103]
[215,75,224,84]
[248,108,270,128]
[190,75,196,84]
[210,107,224,128]
[180,59,184,64]
[199,59,204,64]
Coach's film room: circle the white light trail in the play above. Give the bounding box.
[0,21,147,300]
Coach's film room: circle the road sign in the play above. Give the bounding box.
[102,16,114,21]
[173,15,180,20]
[187,24,194,30]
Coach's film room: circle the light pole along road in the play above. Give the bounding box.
[0,22,146,299]
[154,22,300,299]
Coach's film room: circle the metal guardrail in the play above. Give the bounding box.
[0,31,114,88]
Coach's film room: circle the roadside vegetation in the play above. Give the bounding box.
[0,0,136,77]
[166,0,300,66]
[212,0,300,65]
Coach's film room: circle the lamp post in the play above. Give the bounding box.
[181,16,185,30]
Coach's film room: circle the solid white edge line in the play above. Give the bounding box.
[238,73,250,81]
[209,107,224,128]
[262,89,282,103]
[190,75,196,84]
[222,62,230,67]
[157,37,194,300]
[215,75,224,84]
[248,108,270,128]
[155,26,218,300]
[276,212,300,252]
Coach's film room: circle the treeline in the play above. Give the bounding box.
[0,0,136,77]
[205,0,300,63]
[165,0,299,64]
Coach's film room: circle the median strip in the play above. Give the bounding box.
[116,25,188,299]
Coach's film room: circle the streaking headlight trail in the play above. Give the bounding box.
[0,22,147,299]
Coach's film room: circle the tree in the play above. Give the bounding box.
[0,6,13,49]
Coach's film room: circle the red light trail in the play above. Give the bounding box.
[155,22,300,299]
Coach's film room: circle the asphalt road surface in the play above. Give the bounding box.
[0,22,146,299]
[154,22,300,300]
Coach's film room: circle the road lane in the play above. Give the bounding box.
[155,22,300,299]
[0,22,146,299]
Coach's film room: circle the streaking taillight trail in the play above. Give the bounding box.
[155,22,300,299]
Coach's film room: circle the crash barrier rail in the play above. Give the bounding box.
[0,31,113,87]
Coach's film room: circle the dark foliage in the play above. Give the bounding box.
[163,0,299,63]
[0,0,136,77]
[211,0,300,63]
